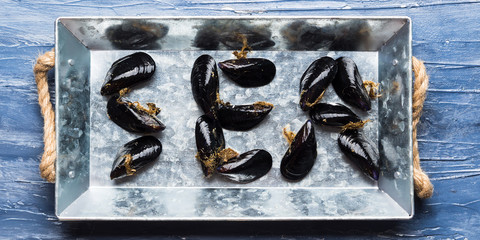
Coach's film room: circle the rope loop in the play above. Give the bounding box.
[34,49,56,183]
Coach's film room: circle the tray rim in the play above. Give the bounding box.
[55,16,413,221]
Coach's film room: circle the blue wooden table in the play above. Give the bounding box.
[1,0,479,239]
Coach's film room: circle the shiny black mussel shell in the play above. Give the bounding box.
[299,57,338,111]
[280,120,317,181]
[309,103,361,127]
[217,101,273,131]
[195,114,226,177]
[101,52,156,96]
[332,57,371,111]
[216,149,272,183]
[110,136,162,180]
[219,32,275,50]
[106,22,169,50]
[191,55,220,114]
[338,129,380,181]
[107,95,166,133]
[218,58,276,87]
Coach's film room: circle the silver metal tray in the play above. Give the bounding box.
[55,16,413,220]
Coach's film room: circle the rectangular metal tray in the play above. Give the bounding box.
[55,16,413,220]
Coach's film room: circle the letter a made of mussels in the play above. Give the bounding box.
[332,57,371,111]
[309,102,361,127]
[217,101,274,131]
[191,54,220,114]
[110,136,162,180]
[338,129,380,181]
[101,52,156,96]
[299,56,338,111]
[280,120,317,181]
[218,35,276,87]
[216,149,273,183]
[195,114,226,177]
[107,94,166,133]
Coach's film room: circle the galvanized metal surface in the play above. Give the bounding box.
[55,17,412,220]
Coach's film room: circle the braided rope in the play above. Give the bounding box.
[33,49,56,183]
[411,56,434,198]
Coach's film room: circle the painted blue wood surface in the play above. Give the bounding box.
[1,0,479,239]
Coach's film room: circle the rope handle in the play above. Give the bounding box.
[33,50,434,198]
[412,57,434,198]
[34,49,56,183]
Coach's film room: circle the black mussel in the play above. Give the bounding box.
[333,57,371,111]
[110,136,162,180]
[309,103,361,127]
[195,114,226,177]
[191,55,220,114]
[280,120,317,181]
[216,149,272,183]
[338,129,380,181]
[101,52,156,96]
[219,32,275,50]
[107,95,166,133]
[218,58,276,87]
[299,57,337,111]
[217,101,273,131]
[106,22,168,50]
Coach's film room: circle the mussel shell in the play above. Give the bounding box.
[195,114,226,177]
[338,129,380,180]
[106,22,169,50]
[101,52,156,96]
[217,102,273,131]
[191,55,220,114]
[107,95,166,133]
[216,149,272,183]
[219,32,275,50]
[218,58,276,87]
[299,57,338,111]
[110,136,162,180]
[280,120,317,181]
[332,57,371,111]
[309,102,361,127]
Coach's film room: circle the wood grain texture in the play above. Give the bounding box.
[1,0,479,239]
